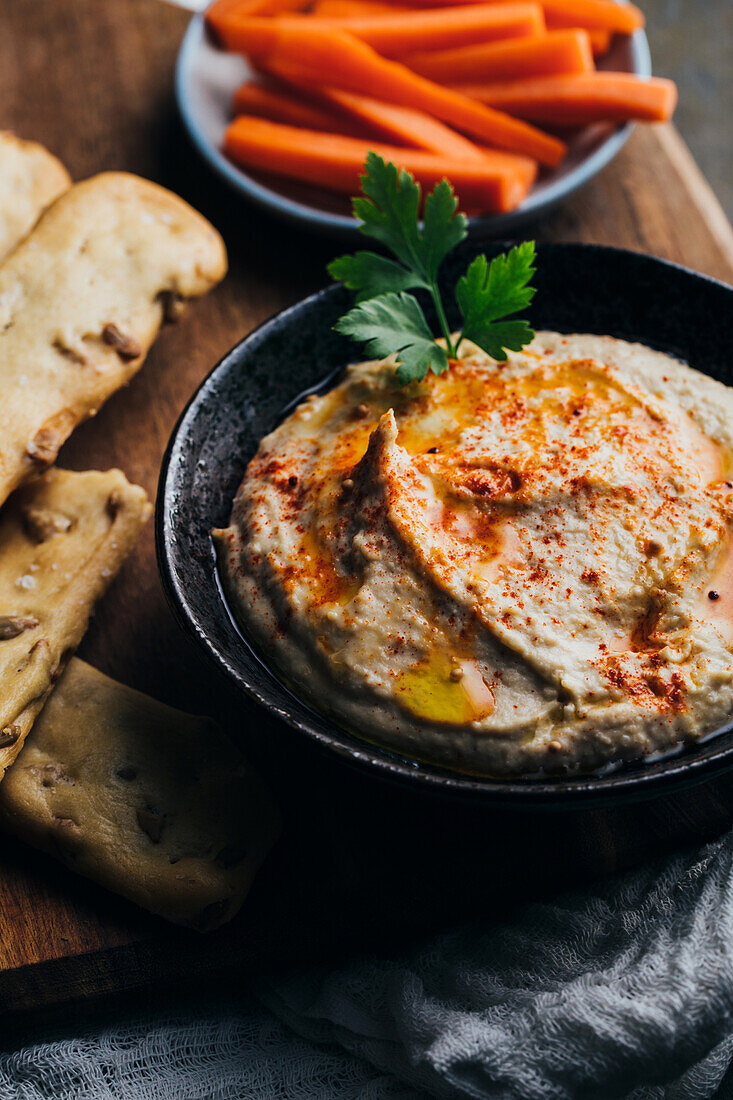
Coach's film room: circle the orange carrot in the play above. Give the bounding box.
[217,21,566,165]
[405,29,593,84]
[232,81,364,132]
[455,73,678,124]
[312,0,404,13]
[315,1,613,51]
[363,0,643,30]
[313,3,548,56]
[206,0,306,42]
[315,5,613,53]
[233,79,492,158]
[588,28,611,54]
[224,115,537,211]
[311,89,493,158]
[542,0,643,33]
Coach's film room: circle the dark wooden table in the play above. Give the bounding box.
[642,0,732,221]
[1,0,733,1022]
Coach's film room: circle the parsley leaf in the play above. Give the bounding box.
[352,152,468,284]
[352,156,424,274]
[420,175,468,284]
[456,243,537,360]
[327,252,425,303]
[327,152,467,353]
[462,318,536,363]
[328,154,536,384]
[334,292,450,384]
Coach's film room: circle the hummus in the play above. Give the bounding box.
[214,333,733,777]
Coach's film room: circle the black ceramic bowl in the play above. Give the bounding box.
[157,242,733,807]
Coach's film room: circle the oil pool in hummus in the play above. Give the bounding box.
[214,333,733,777]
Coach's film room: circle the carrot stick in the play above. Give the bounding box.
[311,89,493,158]
[542,0,643,34]
[404,29,593,84]
[232,79,491,158]
[311,3,548,56]
[232,81,365,133]
[206,0,306,42]
[588,28,611,55]
[217,21,566,165]
[223,115,537,212]
[315,5,611,54]
[454,73,678,125]
[361,0,643,30]
[312,0,404,13]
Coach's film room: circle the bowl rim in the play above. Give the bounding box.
[175,13,651,240]
[157,241,733,809]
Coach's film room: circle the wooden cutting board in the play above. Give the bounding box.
[1,0,733,1023]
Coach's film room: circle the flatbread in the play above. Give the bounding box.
[0,659,281,930]
[0,467,151,779]
[0,132,70,262]
[0,150,273,931]
[0,171,227,508]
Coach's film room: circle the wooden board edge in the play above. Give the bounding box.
[657,125,733,279]
[0,935,250,1019]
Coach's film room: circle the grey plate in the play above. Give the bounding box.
[157,242,733,808]
[175,14,651,240]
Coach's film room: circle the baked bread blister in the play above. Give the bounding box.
[0,659,282,930]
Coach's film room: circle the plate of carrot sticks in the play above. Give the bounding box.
[176,0,676,236]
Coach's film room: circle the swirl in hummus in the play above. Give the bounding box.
[214,333,733,777]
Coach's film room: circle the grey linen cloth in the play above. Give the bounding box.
[3,831,733,1099]
[257,830,733,1099]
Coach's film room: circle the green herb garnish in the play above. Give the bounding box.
[328,152,537,385]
